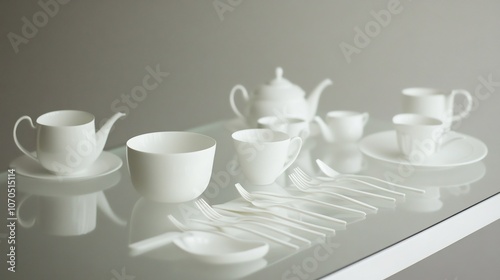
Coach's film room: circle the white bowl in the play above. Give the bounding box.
[127,131,216,203]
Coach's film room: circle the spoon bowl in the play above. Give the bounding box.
[129,230,269,264]
[173,231,269,264]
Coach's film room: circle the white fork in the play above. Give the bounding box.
[316,159,425,194]
[293,167,400,201]
[289,174,378,212]
[295,167,406,198]
[195,199,312,245]
[213,204,335,234]
[247,188,366,216]
[196,198,326,237]
[235,183,348,225]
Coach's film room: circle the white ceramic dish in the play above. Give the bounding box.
[359,131,487,169]
[10,151,122,180]
[127,131,216,203]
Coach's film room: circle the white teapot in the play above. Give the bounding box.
[229,67,333,127]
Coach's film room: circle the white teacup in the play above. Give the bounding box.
[13,110,125,175]
[401,87,473,129]
[257,116,310,140]
[316,111,369,143]
[126,132,216,203]
[393,114,445,160]
[232,129,302,185]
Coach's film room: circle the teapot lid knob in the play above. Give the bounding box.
[258,66,305,97]
[275,67,284,80]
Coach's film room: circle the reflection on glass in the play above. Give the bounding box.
[16,170,124,236]
[128,198,200,260]
[363,159,486,213]
[403,186,444,213]
[318,142,366,174]
[127,198,270,279]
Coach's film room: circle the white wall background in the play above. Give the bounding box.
[2,0,499,278]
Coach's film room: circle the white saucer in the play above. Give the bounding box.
[359,131,488,169]
[10,151,123,181]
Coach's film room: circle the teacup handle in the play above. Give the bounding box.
[13,116,38,162]
[16,194,36,228]
[229,85,249,119]
[281,137,303,173]
[449,89,473,121]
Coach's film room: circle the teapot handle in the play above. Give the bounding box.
[229,85,249,119]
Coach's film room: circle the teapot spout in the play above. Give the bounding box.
[306,78,333,120]
[313,116,335,143]
[97,192,127,226]
[95,112,126,154]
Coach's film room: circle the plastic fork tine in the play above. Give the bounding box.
[293,167,405,198]
[292,169,397,202]
[294,167,319,182]
[289,174,378,212]
[195,199,312,245]
[195,199,218,220]
[235,184,253,201]
[290,173,379,210]
[195,198,326,237]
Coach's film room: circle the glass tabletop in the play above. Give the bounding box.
[1,118,498,280]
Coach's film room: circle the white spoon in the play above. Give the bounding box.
[129,231,269,264]
[316,159,425,194]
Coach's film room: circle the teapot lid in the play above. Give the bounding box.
[256,67,304,98]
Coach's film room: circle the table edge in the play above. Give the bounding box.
[322,193,500,280]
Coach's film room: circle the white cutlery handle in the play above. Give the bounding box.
[241,220,311,245]
[214,205,335,234]
[129,232,181,257]
[319,185,396,202]
[239,215,325,237]
[253,192,366,216]
[317,191,378,212]
[272,204,347,225]
[192,219,299,250]
[347,175,425,194]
